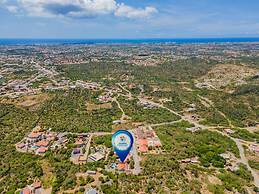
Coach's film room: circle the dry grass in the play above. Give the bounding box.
[112,122,135,131]
[18,93,49,107]
[39,159,55,188]
[207,175,222,185]
[86,102,112,111]
[1,93,50,111]
[199,64,258,89]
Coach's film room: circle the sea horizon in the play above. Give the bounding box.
[0,37,259,45]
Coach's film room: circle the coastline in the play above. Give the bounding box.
[1,37,259,46]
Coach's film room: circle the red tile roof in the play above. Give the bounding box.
[37,147,48,153]
[139,139,148,146]
[22,187,31,194]
[17,143,25,149]
[117,162,128,171]
[139,145,148,153]
[138,139,148,152]
[28,132,41,139]
[35,140,49,147]
[75,139,84,145]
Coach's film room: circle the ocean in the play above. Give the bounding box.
[0,38,259,45]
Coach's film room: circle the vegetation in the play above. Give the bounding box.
[202,89,258,127]
[93,135,112,148]
[217,169,252,192]
[233,84,259,96]
[38,89,121,132]
[248,160,259,170]
[118,97,180,124]
[230,128,259,142]
[0,104,41,193]
[61,58,217,84]
[155,125,239,163]
[0,48,258,193]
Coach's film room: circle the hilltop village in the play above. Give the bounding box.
[0,43,259,194]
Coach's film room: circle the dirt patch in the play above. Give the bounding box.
[1,93,50,110]
[112,122,134,131]
[198,64,258,89]
[199,99,211,108]
[208,175,222,185]
[246,126,259,133]
[76,171,104,187]
[18,94,49,107]
[39,159,55,188]
[86,103,112,111]
[246,153,259,163]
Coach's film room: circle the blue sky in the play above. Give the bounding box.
[0,0,259,38]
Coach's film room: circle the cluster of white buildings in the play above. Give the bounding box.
[16,127,68,155]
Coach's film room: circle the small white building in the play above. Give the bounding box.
[85,188,98,194]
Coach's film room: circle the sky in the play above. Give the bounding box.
[0,0,259,39]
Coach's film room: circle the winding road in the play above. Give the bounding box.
[137,92,259,187]
[113,83,259,187]
[233,138,259,188]
[113,95,127,120]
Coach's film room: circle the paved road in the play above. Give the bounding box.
[138,97,182,117]
[196,96,259,188]
[233,138,259,188]
[91,132,113,136]
[138,97,206,129]
[140,96,259,187]
[125,88,259,187]
[129,130,141,175]
[149,119,183,127]
[69,132,112,136]
[211,129,259,188]
[83,134,93,161]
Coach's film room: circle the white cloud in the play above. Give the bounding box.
[115,3,157,19]
[6,5,18,13]
[15,0,117,17]
[0,0,157,19]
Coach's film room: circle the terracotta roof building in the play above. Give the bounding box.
[75,138,85,147]
[28,132,42,139]
[117,162,128,171]
[138,139,148,153]
[35,140,49,147]
[21,187,31,194]
[17,143,26,149]
[37,147,48,154]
